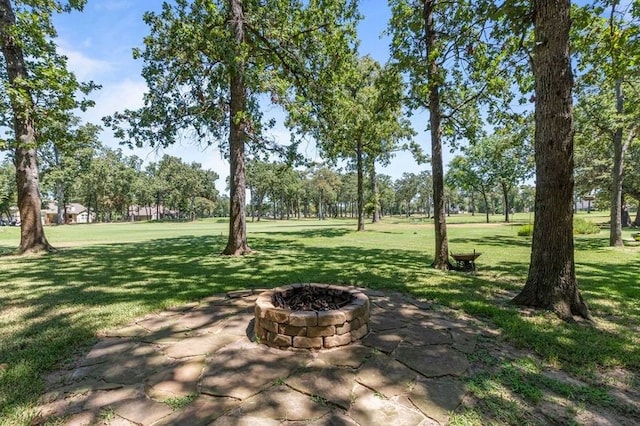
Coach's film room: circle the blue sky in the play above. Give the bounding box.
[52,0,434,191]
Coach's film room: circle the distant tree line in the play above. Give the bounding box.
[1,140,222,222]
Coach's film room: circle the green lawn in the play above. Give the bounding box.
[0,214,638,424]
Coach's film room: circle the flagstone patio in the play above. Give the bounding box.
[36,288,499,425]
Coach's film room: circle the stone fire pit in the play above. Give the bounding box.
[254,284,370,350]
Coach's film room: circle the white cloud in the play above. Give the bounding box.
[58,44,113,82]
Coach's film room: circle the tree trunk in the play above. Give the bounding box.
[1,0,52,253]
[356,139,365,231]
[502,182,510,223]
[423,0,450,270]
[512,0,591,321]
[56,182,65,224]
[222,0,251,255]
[609,79,625,246]
[370,161,381,223]
[470,192,475,216]
[482,190,490,224]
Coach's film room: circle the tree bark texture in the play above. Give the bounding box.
[0,0,52,253]
[512,0,591,320]
[222,0,251,255]
[423,0,450,270]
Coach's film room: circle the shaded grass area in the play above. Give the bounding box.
[0,218,638,423]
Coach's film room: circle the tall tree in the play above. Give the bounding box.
[107,0,358,255]
[300,56,414,231]
[512,0,592,321]
[0,0,94,253]
[39,119,101,224]
[573,1,640,246]
[446,154,493,223]
[388,0,509,269]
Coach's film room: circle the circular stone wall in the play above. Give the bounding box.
[254,284,370,350]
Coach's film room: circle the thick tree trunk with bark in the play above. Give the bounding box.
[356,139,365,231]
[423,0,450,270]
[222,0,251,255]
[512,0,591,321]
[1,0,52,253]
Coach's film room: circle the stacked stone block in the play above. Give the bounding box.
[254,284,370,349]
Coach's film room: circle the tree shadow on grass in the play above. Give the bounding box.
[1,230,638,420]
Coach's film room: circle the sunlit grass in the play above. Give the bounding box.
[0,215,638,423]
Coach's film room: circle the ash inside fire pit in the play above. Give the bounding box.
[273,286,353,311]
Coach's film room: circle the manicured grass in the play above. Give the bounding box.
[0,215,638,424]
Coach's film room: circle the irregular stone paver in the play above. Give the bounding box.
[291,411,359,425]
[348,383,426,426]
[83,386,143,410]
[79,339,138,366]
[140,327,196,345]
[401,325,452,346]
[112,395,174,425]
[361,330,403,354]
[394,343,470,378]
[409,378,467,425]
[369,316,408,332]
[314,344,372,368]
[37,290,478,425]
[146,356,205,400]
[356,353,418,398]
[200,346,310,399]
[222,385,332,421]
[450,329,478,354]
[287,366,356,410]
[213,416,280,426]
[155,395,239,426]
[164,333,241,358]
[218,312,255,336]
[72,343,169,385]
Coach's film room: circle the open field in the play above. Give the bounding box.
[0,213,638,424]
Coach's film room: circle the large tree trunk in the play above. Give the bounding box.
[1,0,52,254]
[356,138,365,231]
[424,0,450,270]
[222,0,251,255]
[512,0,591,321]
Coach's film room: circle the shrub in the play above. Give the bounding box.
[517,219,599,237]
[517,224,533,237]
[573,217,600,235]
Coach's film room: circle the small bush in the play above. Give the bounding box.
[517,224,534,237]
[573,217,600,235]
[517,219,600,236]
